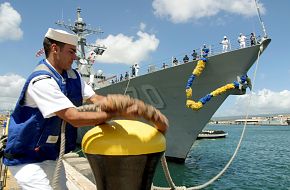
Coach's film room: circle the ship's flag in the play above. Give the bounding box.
[35,48,45,57]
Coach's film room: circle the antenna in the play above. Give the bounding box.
[254,0,267,38]
[55,7,107,89]
[55,7,106,60]
[56,7,103,36]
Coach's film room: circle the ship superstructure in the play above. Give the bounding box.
[56,8,109,89]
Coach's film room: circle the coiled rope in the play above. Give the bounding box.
[152,47,263,190]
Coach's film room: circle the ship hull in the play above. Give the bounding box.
[77,39,271,162]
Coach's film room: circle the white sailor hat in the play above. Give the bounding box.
[45,28,78,46]
[224,36,227,38]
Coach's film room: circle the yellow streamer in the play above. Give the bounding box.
[186,58,241,111]
[186,88,192,99]
[186,83,235,111]
[192,60,206,76]
[210,83,235,97]
[186,100,203,110]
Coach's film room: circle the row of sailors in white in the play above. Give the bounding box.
[221,33,247,52]
[109,33,249,85]
[111,63,140,84]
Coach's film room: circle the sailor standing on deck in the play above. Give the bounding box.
[238,33,247,48]
[3,28,168,190]
[133,63,140,77]
[220,36,229,52]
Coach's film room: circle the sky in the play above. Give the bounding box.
[0,0,290,117]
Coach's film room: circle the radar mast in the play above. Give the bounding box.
[55,8,107,88]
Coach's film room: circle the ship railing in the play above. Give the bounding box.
[113,34,263,81]
[140,34,263,74]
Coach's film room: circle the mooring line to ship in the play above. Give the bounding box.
[124,76,131,95]
[153,47,263,190]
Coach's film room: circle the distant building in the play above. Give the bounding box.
[211,114,290,126]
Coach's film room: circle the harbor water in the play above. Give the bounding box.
[153,125,290,189]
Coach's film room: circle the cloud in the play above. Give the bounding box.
[217,89,290,116]
[0,2,23,42]
[0,74,25,111]
[152,0,265,23]
[139,22,146,31]
[93,30,159,65]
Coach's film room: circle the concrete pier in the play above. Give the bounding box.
[3,153,96,190]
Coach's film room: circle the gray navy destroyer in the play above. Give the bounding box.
[56,8,271,162]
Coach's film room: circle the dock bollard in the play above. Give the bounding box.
[82,119,166,190]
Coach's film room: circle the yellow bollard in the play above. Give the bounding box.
[82,119,166,190]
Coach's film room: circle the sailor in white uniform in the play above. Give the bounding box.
[220,36,229,52]
[238,33,247,48]
[134,63,140,77]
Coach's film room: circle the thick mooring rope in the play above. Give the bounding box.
[51,120,66,189]
[153,48,263,190]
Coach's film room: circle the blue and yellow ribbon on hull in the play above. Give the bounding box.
[185,58,250,110]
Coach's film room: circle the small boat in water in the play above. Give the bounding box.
[197,130,228,139]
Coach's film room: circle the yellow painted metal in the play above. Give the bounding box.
[82,120,166,155]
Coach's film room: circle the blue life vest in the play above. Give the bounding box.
[4,59,83,166]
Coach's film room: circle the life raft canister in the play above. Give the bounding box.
[82,119,166,190]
